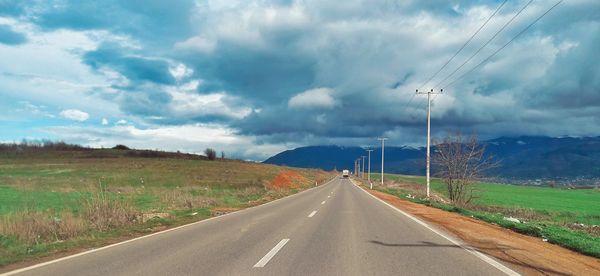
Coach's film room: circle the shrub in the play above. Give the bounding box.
[83,193,139,231]
[0,210,86,244]
[205,148,217,160]
[112,144,130,150]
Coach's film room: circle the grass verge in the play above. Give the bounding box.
[0,148,335,268]
[367,181,600,258]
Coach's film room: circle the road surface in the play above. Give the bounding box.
[6,178,517,276]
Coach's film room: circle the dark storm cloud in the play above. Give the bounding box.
[31,0,196,45]
[83,43,176,85]
[183,42,317,104]
[117,89,172,117]
[3,0,600,151]
[0,24,27,45]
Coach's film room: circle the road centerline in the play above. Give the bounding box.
[253,239,290,268]
[321,201,326,204]
[308,210,317,218]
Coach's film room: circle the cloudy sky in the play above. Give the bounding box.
[0,0,598,160]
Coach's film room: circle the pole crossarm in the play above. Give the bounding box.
[416,89,443,95]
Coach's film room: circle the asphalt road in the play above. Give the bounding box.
[6,178,518,276]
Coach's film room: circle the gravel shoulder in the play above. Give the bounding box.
[366,188,600,275]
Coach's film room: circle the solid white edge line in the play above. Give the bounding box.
[3,177,339,276]
[253,239,290,268]
[350,179,520,276]
[308,210,317,218]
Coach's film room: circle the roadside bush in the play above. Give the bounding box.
[0,210,86,244]
[112,144,130,150]
[83,193,139,231]
[205,148,217,160]
[159,188,215,209]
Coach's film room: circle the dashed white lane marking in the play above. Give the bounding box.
[4,177,340,276]
[327,195,330,198]
[254,239,290,268]
[321,201,326,204]
[308,210,317,218]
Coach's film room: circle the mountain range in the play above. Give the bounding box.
[263,136,600,180]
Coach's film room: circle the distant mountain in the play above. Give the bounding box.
[263,136,600,179]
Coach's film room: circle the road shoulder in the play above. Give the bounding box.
[361,186,600,275]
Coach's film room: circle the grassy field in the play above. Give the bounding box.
[0,147,334,267]
[371,173,600,225]
[367,173,600,257]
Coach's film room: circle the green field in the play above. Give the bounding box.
[368,173,600,257]
[371,173,600,224]
[0,147,333,267]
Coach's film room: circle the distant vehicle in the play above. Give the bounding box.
[342,170,349,178]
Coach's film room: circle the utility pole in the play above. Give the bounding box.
[366,149,373,189]
[416,89,442,198]
[361,156,366,179]
[377,137,387,185]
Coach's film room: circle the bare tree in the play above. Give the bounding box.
[221,151,225,160]
[204,148,217,160]
[433,133,499,204]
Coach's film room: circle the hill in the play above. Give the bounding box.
[263,136,600,181]
[0,142,334,267]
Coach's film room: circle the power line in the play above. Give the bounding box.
[411,0,562,132]
[443,0,564,90]
[434,0,535,89]
[408,0,509,119]
[417,0,508,91]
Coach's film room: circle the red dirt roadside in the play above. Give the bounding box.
[366,189,600,275]
[268,170,309,189]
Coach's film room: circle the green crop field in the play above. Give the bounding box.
[368,173,600,257]
[0,147,333,267]
[371,173,600,224]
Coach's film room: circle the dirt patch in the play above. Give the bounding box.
[366,188,600,275]
[267,170,309,189]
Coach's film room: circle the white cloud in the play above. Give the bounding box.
[175,36,216,53]
[101,118,109,125]
[45,124,290,161]
[60,109,89,122]
[15,101,55,118]
[169,63,194,80]
[115,119,127,125]
[167,88,252,119]
[288,88,337,109]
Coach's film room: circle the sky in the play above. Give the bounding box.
[0,0,599,160]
